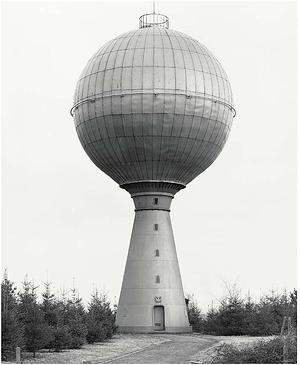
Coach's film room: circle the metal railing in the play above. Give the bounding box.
[139,13,169,29]
[70,91,236,118]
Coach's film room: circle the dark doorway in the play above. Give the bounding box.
[153,305,165,331]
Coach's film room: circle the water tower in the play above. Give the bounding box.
[71,11,235,333]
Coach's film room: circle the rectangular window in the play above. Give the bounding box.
[155,275,160,284]
[155,249,159,257]
[154,198,158,205]
[154,224,158,231]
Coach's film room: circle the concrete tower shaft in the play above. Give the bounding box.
[116,189,191,332]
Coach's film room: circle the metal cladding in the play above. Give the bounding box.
[72,24,235,190]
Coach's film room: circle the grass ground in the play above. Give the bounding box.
[190,336,273,364]
[20,334,170,364]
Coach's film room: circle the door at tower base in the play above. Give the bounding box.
[115,193,192,334]
[154,306,165,331]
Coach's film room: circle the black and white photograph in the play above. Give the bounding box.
[1,0,297,363]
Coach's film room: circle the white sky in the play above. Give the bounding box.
[2,1,297,311]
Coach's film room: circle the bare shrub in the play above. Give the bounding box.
[211,335,297,364]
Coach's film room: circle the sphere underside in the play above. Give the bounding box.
[73,27,234,187]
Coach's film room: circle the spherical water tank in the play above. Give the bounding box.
[72,15,235,191]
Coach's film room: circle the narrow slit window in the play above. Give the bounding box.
[155,275,160,283]
[154,197,158,205]
[155,249,160,257]
[154,224,159,231]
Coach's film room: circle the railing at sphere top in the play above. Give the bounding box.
[139,13,169,29]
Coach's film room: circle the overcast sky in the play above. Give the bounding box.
[2,0,297,311]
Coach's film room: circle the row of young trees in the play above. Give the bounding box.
[1,274,117,360]
[187,285,297,336]
[2,273,297,360]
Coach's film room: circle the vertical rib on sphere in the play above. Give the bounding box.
[73,27,234,187]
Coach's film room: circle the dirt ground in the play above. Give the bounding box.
[15,334,270,364]
[107,334,219,364]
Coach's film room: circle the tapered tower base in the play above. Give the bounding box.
[116,182,192,333]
